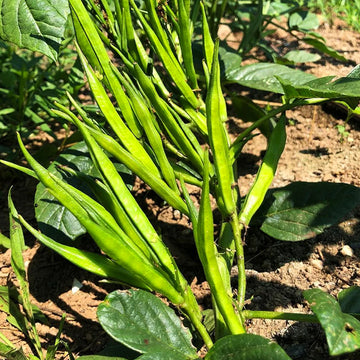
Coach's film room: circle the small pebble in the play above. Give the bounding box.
[173,209,181,220]
[310,259,323,270]
[340,245,354,257]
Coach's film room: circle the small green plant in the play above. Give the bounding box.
[1,0,360,359]
[304,0,360,31]
[0,40,83,160]
[0,191,72,360]
[208,0,347,64]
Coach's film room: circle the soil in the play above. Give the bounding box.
[1,16,360,360]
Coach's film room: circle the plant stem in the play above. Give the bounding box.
[230,214,246,310]
[243,310,318,323]
[181,286,214,349]
[244,309,360,323]
[230,98,327,152]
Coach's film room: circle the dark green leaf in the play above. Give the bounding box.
[77,357,127,360]
[253,182,360,241]
[304,288,360,356]
[283,50,321,64]
[138,350,197,359]
[0,342,28,360]
[0,0,70,61]
[97,290,198,359]
[266,1,299,17]
[288,11,319,31]
[205,334,291,359]
[225,62,316,93]
[303,37,347,62]
[34,141,132,242]
[277,75,360,102]
[338,287,360,314]
[35,141,98,242]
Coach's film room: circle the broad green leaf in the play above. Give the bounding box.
[253,182,360,241]
[205,334,291,359]
[303,37,347,62]
[338,287,360,314]
[288,11,319,31]
[304,288,360,356]
[97,290,198,359]
[138,351,197,359]
[283,50,321,64]
[224,62,316,93]
[266,1,299,16]
[77,357,127,360]
[0,108,15,116]
[277,76,360,101]
[0,0,70,61]
[34,141,132,241]
[0,342,28,360]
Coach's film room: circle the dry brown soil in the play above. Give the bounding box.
[1,17,360,360]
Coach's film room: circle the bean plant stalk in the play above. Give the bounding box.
[1,0,352,356]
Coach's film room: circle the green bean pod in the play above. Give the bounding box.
[19,215,152,291]
[84,124,189,215]
[133,64,204,173]
[77,49,160,176]
[239,116,287,226]
[180,98,208,135]
[70,0,140,137]
[113,67,179,193]
[72,119,189,283]
[118,0,146,69]
[201,2,214,70]
[206,40,235,216]
[59,166,152,259]
[129,0,201,109]
[16,134,185,304]
[197,151,245,335]
[178,0,198,89]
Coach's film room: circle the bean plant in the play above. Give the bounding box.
[1,0,360,359]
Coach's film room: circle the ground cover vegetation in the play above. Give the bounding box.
[304,0,360,32]
[1,0,360,359]
[0,39,84,162]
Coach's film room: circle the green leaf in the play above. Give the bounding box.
[34,141,97,241]
[0,342,28,360]
[253,182,360,241]
[283,50,321,64]
[204,334,291,359]
[0,232,10,249]
[97,289,198,359]
[288,11,319,31]
[304,288,360,356]
[34,141,132,242]
[138,351,197,359]
[0,0,70,61]
[338,287,360,314]
[224,62,316,93]
[303,37,347,62]
[77,357,127,360]
[277,75,360,102]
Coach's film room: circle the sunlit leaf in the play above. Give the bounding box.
[304,289,360,356]
[98,290,198,359]
[205,334,291,359]
[0,0,70,61]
